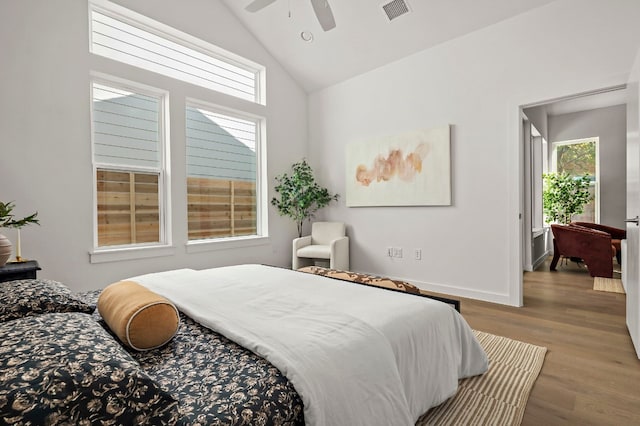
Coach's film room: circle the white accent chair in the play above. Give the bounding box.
[292,222,349,270]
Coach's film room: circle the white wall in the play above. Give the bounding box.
[548,105,627,228]
[0,0,307,291]
[308,0,640,305]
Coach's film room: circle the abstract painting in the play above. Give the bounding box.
[346,126,451,206]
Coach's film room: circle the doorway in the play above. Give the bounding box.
[519,86,628,298]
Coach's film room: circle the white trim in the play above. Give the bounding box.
[90,244,176,263]
[90,76,171,250]
[90,78,99,250]
[91,70,168,97]
[549,137,600,223]
[257,115,268,238]
[507,104,524,307]
[161,86,172,247]
[186,97,266,122]
[360,272,514,306]
[185,98,268,241]
[511,83,628,308]
[185,236,271,254]
[89,0,265,105]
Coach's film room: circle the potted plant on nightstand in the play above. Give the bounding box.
[0,201,39,266]
[272,159,339,237]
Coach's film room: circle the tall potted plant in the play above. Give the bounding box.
[271,160,339,237]
[0,201,39,266]
[542,172,592,224]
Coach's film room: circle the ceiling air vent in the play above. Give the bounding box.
[382,0,410,21]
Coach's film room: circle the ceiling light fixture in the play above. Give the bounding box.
[246,0,336,31]
[300,31,314,42]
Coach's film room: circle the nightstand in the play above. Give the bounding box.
[0,260,41,283]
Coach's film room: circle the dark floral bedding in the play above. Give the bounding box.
[0,280,303,426]
[80,290,305,426]
[0,312,180,425]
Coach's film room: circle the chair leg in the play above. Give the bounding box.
[330,257,349,271]
[583,254,614,278]
[550,240,560,271]
[293,256,313,270]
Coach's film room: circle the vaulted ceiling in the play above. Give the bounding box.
[222,0,557,92]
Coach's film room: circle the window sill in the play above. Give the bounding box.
[90,245,176,264]
[186,235,270,254]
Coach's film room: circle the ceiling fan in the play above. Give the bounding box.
[245,0,336,31]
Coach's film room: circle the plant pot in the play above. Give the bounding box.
[0,234,11,267]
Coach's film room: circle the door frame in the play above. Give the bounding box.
[508,85,627,307]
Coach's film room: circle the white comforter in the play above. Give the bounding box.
[129,264,488,426]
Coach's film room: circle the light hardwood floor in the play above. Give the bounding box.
[452,259,640,425]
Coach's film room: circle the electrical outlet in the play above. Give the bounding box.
[415,249,422,260]
[393,247,403,258]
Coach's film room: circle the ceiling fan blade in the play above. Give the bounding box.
[245,0,278,13]
[310,0,336,31]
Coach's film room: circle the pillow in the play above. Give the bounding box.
[0,312,180,424]
[0,278,95,323]
[98,280,180,351]
[298,266,421,294]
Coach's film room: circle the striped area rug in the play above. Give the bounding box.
[593,277,625,294]
[417,331,547,426]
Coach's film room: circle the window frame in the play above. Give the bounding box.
[89,74,173,263]
[88,0,270,261]
[184,98,268,250]
[549,137,600,223]
[89,0,266,105]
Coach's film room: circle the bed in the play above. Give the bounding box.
[0,265,488,425]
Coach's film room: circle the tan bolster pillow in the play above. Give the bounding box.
[98,280,180,351]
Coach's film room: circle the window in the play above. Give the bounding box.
[186,104,261,240]
[89,0,268,259]
[550,138,599,222]
[89,2,264,103]
[91,81,168,248]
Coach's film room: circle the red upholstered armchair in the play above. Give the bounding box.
[571,222,626,264]
[550,224,616,278]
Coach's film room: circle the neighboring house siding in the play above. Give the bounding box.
[185,107,256,182]
[94,95,256,181]
[93,92,160,168]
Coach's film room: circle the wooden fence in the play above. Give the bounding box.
[187,176,256,240]
[97,170,256,246]
[97,169,160,247]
